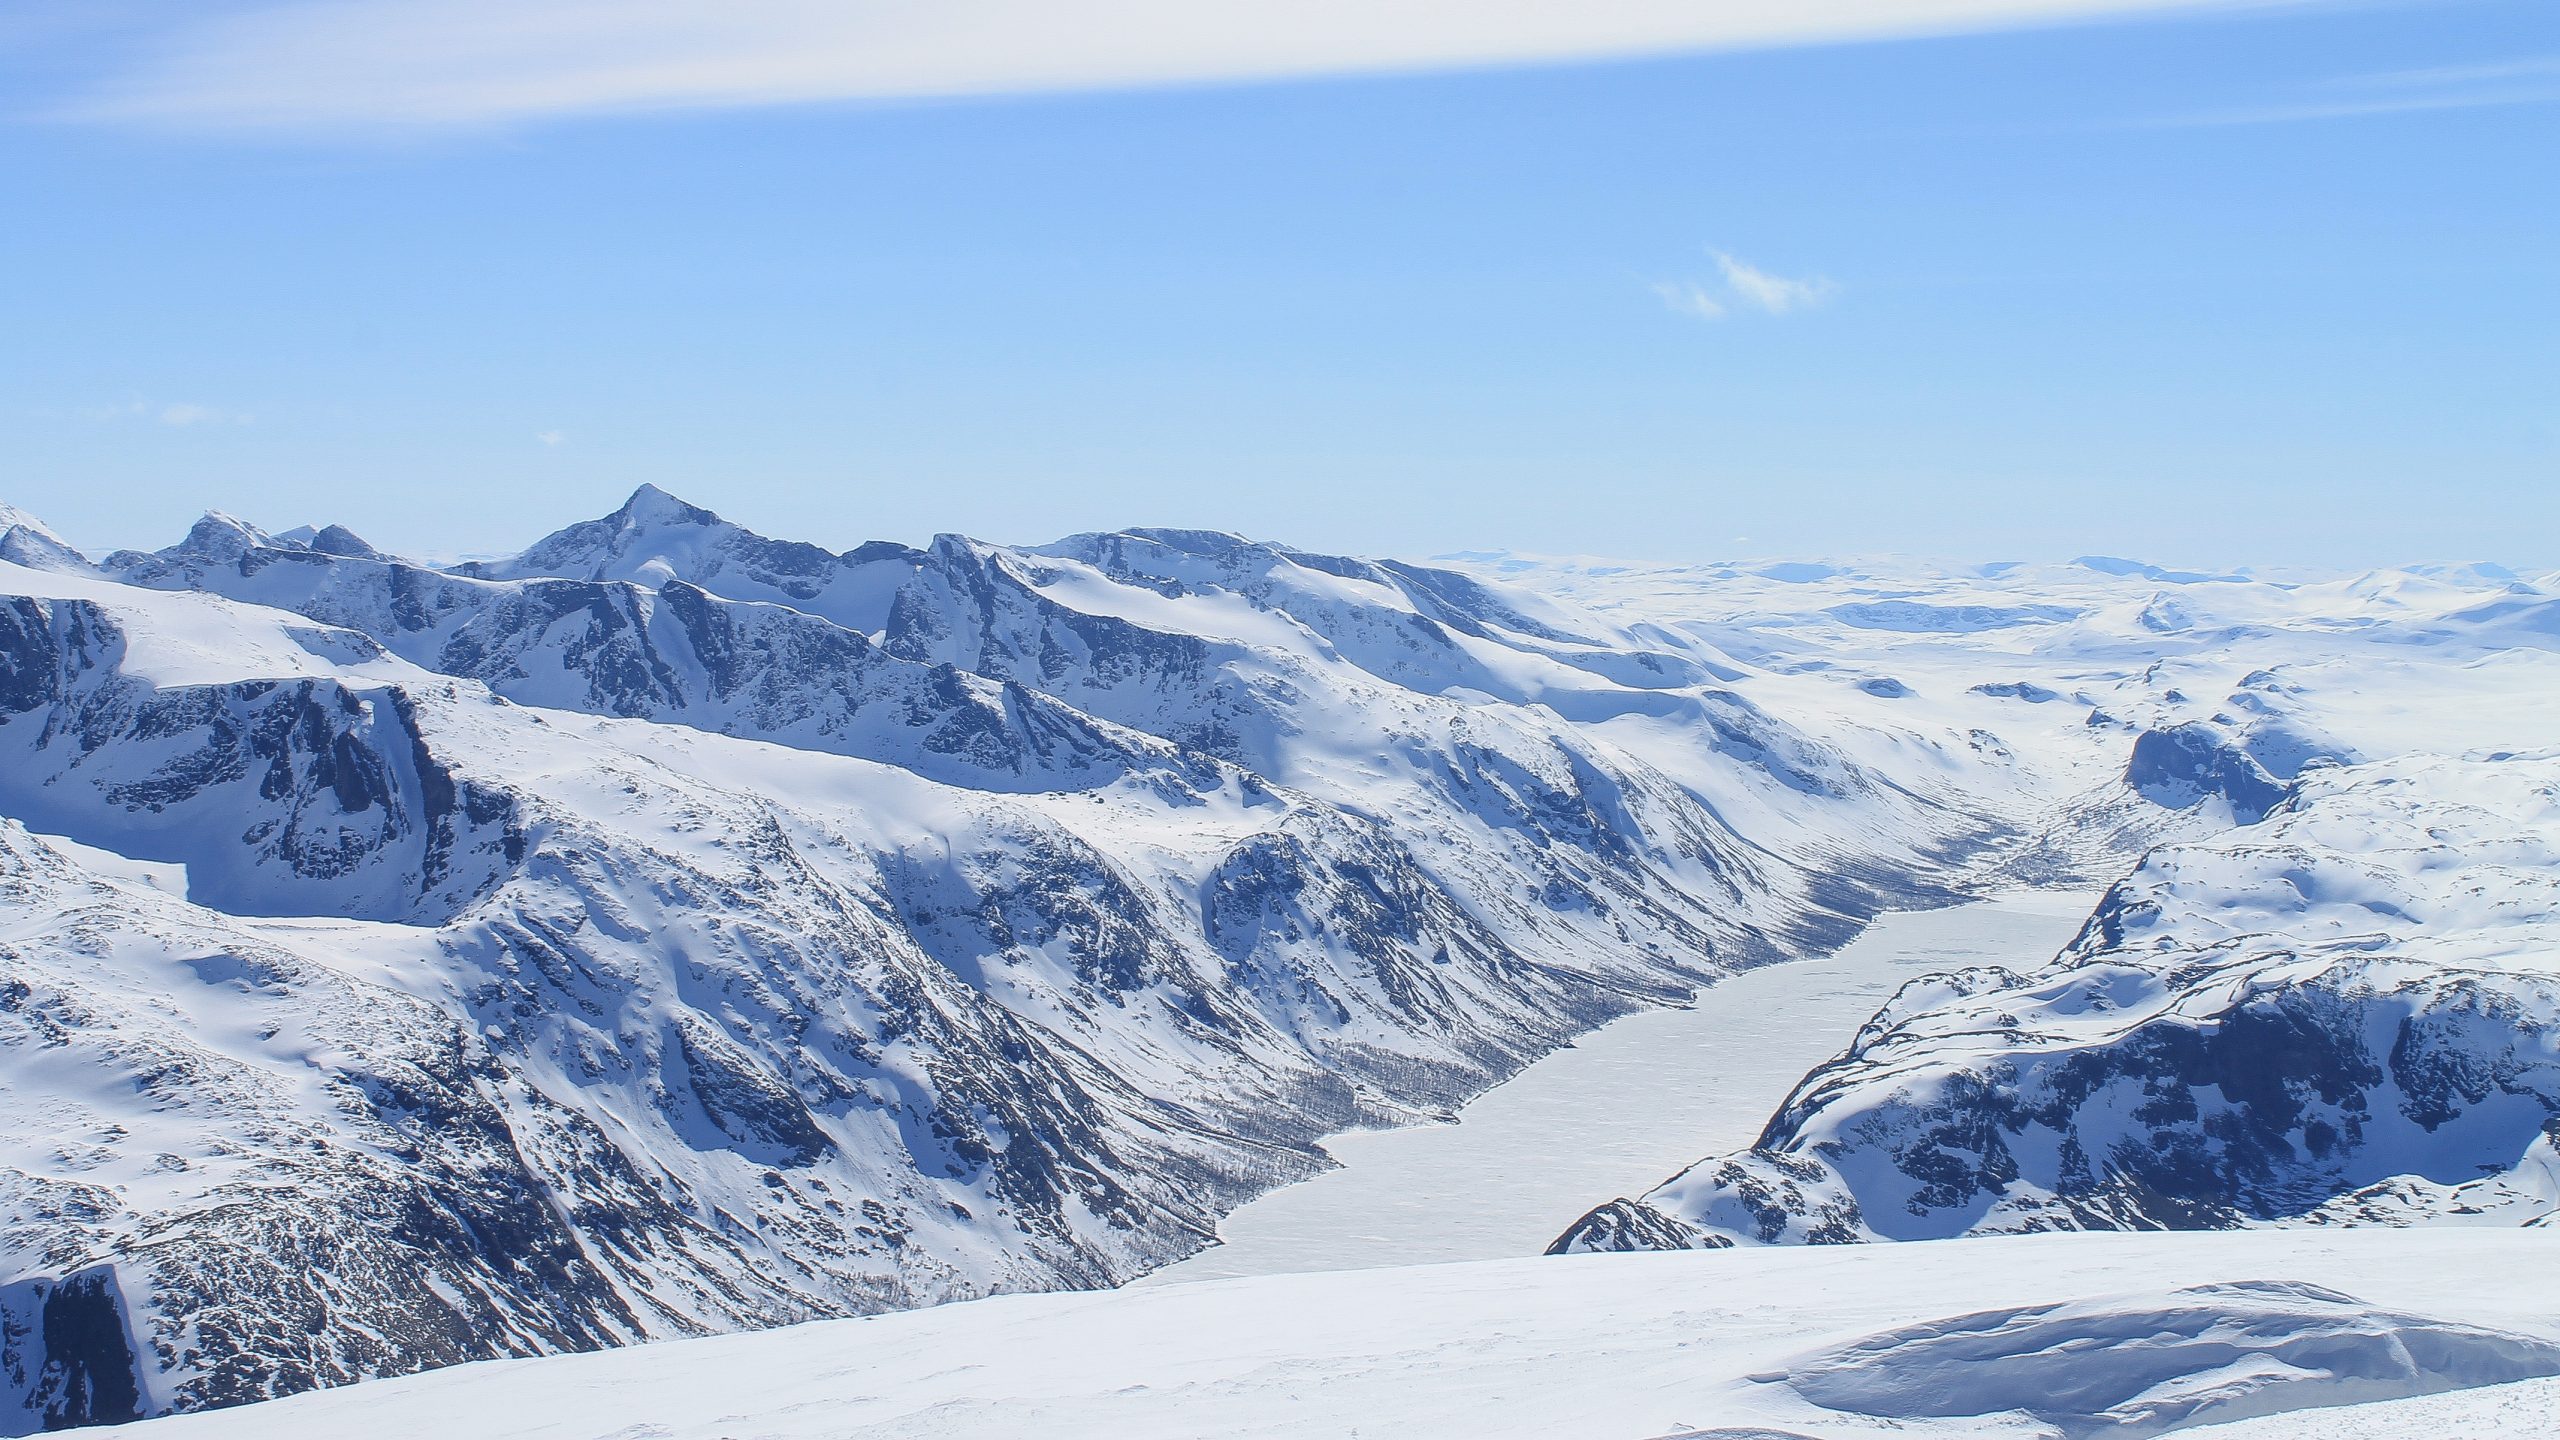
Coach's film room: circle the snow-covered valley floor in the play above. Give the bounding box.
[1144,891,2099,1282]
[123,1229,2560,1439]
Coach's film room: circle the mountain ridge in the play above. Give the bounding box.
[4,490,2553,1431]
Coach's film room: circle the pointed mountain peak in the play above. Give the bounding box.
[172,511,271,562]
[459,485,750,583]
[309,523,381,559]
[615,484,720,531]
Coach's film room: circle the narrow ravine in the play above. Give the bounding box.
[1139,889,2102,1284]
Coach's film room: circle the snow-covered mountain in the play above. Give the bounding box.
[4,495,2553,1432]
[1554,750,2560,1254]
[1,493,2031,1432]
[0,508,86,577]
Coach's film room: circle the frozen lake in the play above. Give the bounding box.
[1139,889,2101,1284]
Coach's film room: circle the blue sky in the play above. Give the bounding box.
[3,0,2554,568]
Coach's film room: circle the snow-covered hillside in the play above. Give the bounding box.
[112,1230,2560,1439]
[1555,751,2560,1253]
[3,496,2554,1432]
[1452,550,2560,877]
[2,494,2008,1432]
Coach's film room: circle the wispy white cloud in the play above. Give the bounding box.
[1713,251,1838,314]
[2132,52,2560,129]
[1651,281,1727,322]
[158,401,250,426]
[2330,55,2560,92]
[1654,250,1836,323]
[72,397,251,425]
[537,429,566,446]
[62,0,2283,132]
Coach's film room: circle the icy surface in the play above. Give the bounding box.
[1145,891,2096,1281]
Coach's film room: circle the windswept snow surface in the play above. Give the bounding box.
[118,1230,2560,1439]
[1143,890,2096,1282]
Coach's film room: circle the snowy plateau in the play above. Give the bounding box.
[0,489,2554,1437]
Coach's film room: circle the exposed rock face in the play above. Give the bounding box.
[2122,720,2294,823]
[1555,751,2560,1256]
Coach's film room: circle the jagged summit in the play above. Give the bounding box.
[107,512,399,572]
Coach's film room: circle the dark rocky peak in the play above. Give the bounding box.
[308,524,381,559]
[2124,721,2292,824]
[253,522,385,560]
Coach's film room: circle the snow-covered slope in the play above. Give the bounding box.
[107,510,1185,795]
[2,497,2025,1433]
[110,1229,2560,1439]
[1457,550,2560,878]
[6,498,2554,1432]
[0,507,87,576]
[1555,751,2560,1254]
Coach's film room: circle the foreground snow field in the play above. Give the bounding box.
[122,1230,2560,1439]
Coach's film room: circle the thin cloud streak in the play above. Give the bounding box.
[2128,52,2560,128]
[65,0,2289,132]
[1652,281,1728,322]
[72,398,252,426]
[2327,55,2560,91]
[1714,251,1839,314]
[1655,251,1837,323]
[2134,85,2560,128]
[158,402,247,427]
